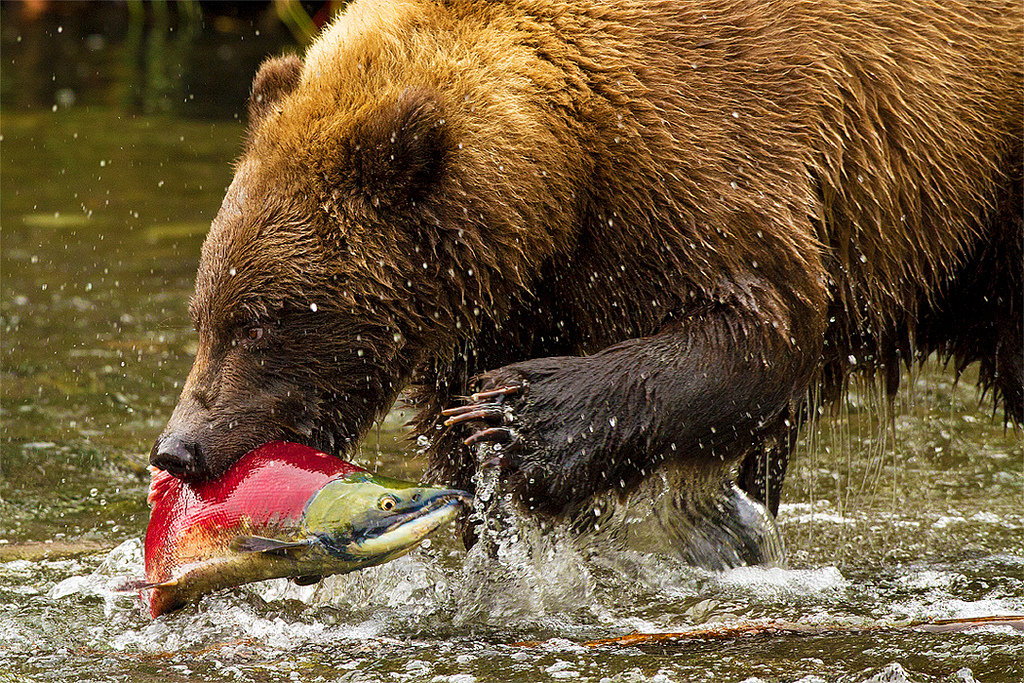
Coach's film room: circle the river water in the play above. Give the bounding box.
[2,18,1023,683]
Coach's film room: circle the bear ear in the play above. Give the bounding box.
[248,54,303,127]
[347,87,449,208]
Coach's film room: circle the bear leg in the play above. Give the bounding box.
[442,308,819,526]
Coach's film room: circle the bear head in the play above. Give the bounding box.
[151,13,583,481]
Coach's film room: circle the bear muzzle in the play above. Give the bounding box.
[150,434,208,482]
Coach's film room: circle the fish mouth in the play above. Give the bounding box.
[340,490,473,561]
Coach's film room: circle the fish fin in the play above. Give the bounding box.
[231,535,311,556]
[118,578,152,592]
[118,577,177,591]
[291,575,323,586]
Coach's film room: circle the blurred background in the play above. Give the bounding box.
[2,1,342,118]
[1,0,357,478]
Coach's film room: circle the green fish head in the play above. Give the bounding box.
[302,473,472,563]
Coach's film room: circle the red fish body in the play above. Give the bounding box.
[142,441,470,616]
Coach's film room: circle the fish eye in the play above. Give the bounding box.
[378,494,398,511]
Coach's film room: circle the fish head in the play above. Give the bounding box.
[303,473,472,564]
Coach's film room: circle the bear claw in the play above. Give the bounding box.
[469,384,523,402]
[464,426,517,447]
[441,404,506,426]
[442,383,524,450]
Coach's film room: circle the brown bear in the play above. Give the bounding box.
[151,0,1022,567]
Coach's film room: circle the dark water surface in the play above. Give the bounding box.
[2,21,1023,683]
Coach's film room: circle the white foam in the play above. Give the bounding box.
[859,662,912,683]
[931,514,966,529]
[890,597,1024,625]
[785,511,859,525]
[896,569,955,590]
[715,565,848,599]
[779,501,859,525]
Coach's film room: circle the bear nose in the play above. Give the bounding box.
[150,435,205,480]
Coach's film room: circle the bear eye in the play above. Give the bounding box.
[378,494,398,511]
[235,324,266,346]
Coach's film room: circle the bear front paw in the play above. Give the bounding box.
[442,383,524,458]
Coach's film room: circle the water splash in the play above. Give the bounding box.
[451,458,597,631]
[49,538,146,618]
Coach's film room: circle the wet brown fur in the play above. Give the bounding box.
[154,0,1022,522]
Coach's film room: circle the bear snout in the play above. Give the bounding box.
[150,434,207,482]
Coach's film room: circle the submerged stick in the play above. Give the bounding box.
[578,615,1024,647]
[513,615,1024,648]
